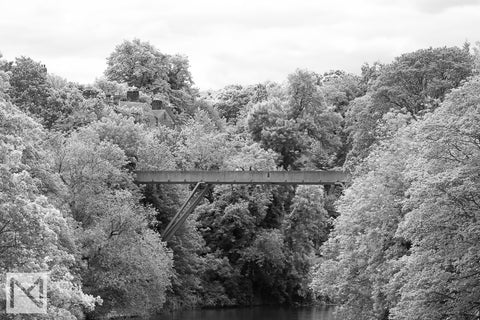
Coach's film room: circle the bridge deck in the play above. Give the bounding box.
[134,170,349,185]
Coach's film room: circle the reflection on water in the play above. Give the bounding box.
[155,305,335,320]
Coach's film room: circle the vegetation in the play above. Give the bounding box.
[0,39,479,319]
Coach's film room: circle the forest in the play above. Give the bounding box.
[0,39,479,319]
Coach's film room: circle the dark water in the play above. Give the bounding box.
[155,306,335,320]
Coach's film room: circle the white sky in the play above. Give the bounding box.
[1,0,479,90]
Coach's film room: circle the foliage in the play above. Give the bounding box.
[94,77,129,97]
[105,39,169,92]
[0,54,10,99]
[105,39,196,113]
[320,70,365,115]
[282,186,331,302]
[311,76,480,319]
[8,56,50,116]
[213,84,254,123]
[52,117,175,317]
[3,40,479,319]
[0,100,99,319]
[175,110,229,170]
[390,76,480,320]
[247,70,343,169]
[345,46,474,166]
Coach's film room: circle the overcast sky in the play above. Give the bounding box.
[1,0,479,90]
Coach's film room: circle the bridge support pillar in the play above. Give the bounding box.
[162,182,211,242]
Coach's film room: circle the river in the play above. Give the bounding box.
[155,305,335,320]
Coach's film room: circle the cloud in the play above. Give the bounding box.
[0,0,479,89]
[404,0,480,13]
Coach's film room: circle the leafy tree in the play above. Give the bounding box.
[176,110,229,170]
[167,54,194,91]
[222,139,278,171]
[0,54,10,99]
[197,183,276,304]
[287,69,323,119]
[213,84,253,123]
[78,191,173,317]
[94,77,129,98]
[372,46,473,118]
[284,186,330,254]
[346,46,474,166]
[390,76,480,320]
[240,228,288,303]
[344,94,378,165]
[247,70,343,169]
[53,120,174,317]
[282,186,331,302]
[43,84,87,129]
[166,54,197,113]
[8,56,49,115]
[47,73,68,90]
[0,100,100,318]
[190,133,284,304]
[320,70,365,116]
[247,97,302,169]
[360,62,384,90]
[311,132,414,319]
[5,56,109,131]
[105,39,169,92]
[105,39,196,113]
[312,75,480,320]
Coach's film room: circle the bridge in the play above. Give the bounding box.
[135,170,349,185]
[134,170,350,241]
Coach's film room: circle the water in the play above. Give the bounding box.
[155,305,335,320]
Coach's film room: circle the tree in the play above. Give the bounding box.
[165,54,196,114]
[320,70,365,116]
[53,119,174,317]
[105,39,169,93]
[175,110,229,170]
[0,100,100,318]
[282,186,331,302]
[43,84,88,129]
[247,98,306,169]
[167,54,194,91]
[344,94,378,166]
[311,75,480,320]
[0,53,10,99]
[247,70,343,169]
[105,39,196,113]
[213,85,253,123]
[311,133,414,319]
[345,46,474,166]
[94,77,129,98]
[372,46,473,118]
[78,191,173,317]
[8,56,49,115]
[390,76,480,320]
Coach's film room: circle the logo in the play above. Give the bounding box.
[6,273,48,314]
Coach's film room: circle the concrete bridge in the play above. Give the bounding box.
[134,170,350,242]
[135,170,349,185]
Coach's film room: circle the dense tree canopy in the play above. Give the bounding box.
[1,40,479,319]
[311,75,480,320]
[247,70,343,169]
[0,100,99,318]
[345,46,474,166]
